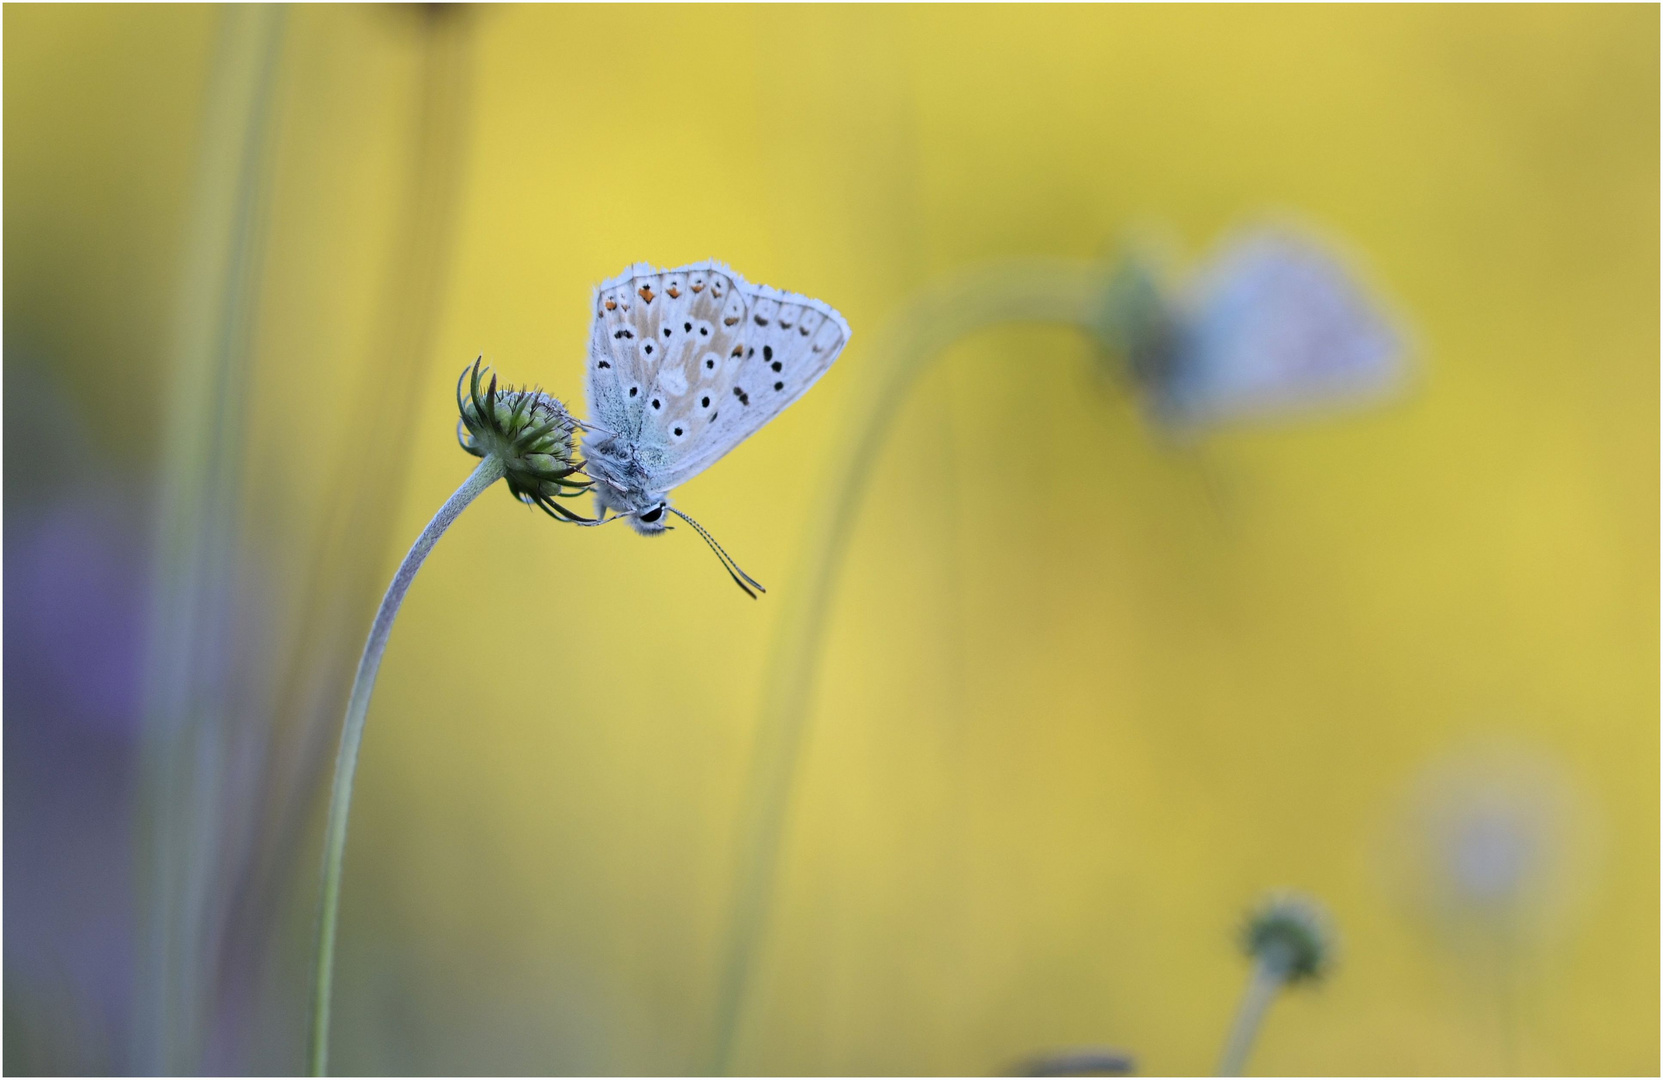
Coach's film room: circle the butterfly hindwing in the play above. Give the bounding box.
[584,260,850,492]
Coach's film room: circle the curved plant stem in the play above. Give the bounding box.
[707,260,1109,1074]
[307,454,506,1076]
[1215,954,1287,1076]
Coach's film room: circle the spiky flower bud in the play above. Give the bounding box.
[455,358,590,522]
[1241,892,1335,985]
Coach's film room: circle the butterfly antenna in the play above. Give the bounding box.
[667,508,766,599]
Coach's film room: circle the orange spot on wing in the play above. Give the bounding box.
[667,286,681,299]
[638,286,655,303]
[604,300,617,311]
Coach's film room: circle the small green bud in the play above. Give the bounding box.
[1241,892,1334,985]
[1089,253,1178,391]
[455,357,591,522]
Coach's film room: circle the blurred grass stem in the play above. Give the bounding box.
[134,6,285,1072]
[213,17,478,1067]
[307,454,506,1076]
[1215,950,1289,1076]
[710,261,1108,1074]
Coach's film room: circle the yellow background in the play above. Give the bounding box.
[7,5,1657,1075]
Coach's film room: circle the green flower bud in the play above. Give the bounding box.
[1090,251,1177,390]
[1241,892,1335,985]
[455,357,590,522]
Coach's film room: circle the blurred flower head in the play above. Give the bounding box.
[1095,225,1405,429]
[1240,892,1335,985]
[455,358,589,520]
[1380,742,1599,947]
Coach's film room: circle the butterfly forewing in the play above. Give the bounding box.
[584,260,850,492]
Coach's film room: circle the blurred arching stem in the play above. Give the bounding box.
[307,454,506,1077]
[709,260,1113,1074]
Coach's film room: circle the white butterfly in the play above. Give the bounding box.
[580,260,851,596]
[1156,232,1403,425]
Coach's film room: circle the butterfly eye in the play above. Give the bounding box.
[639,505,664,524]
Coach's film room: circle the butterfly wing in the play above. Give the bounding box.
[584,260,850,492]
[1158,233,1401,424]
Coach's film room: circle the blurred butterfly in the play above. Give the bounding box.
[1102,230,1403,428]
[581,261,851,597]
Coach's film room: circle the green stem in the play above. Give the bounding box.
[1216,955,1287,1076]
[707,260,1110,1074]
[307,454,506,1076]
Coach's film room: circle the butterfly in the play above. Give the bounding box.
[1107,231,1403,428]
[580,260,851,597]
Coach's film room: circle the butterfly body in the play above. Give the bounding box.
[583,260,851,536]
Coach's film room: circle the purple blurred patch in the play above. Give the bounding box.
[5,491,151,1072]
[6,495,148,738]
